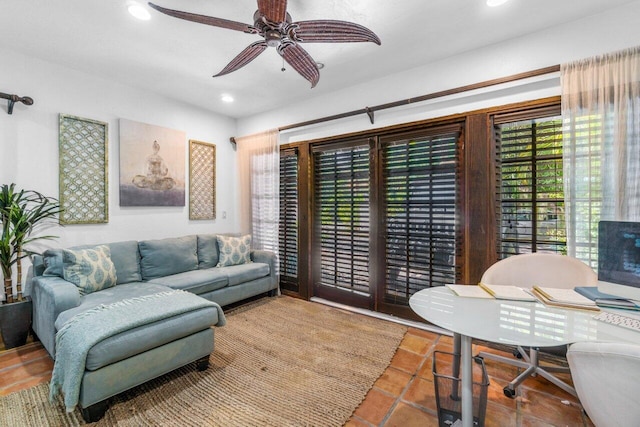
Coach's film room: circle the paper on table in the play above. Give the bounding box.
[446,284,493,298]
[478,283,537,302]
[532,286,597,305]
[532,286,600,311]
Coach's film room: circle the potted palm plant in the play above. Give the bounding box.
[0,183,61,349]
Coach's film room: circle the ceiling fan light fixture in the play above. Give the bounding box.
[128,2,151,20]
[486,0,510,7]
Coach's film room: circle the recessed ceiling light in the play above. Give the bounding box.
[128,2,151,20]
[221,94,234,103]
[487,0,510,6]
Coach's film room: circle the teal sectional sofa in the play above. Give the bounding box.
[29,234,277,421]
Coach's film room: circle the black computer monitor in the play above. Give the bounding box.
[597,220,640,301]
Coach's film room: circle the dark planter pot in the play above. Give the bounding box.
[0,299,32,349]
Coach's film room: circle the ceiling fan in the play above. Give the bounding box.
[148,1,381,88]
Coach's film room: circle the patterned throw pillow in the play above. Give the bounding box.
[216,235,252,267]
[62,245,118,295]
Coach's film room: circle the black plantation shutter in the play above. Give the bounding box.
[382,125,461,304]
[313,141,371,295]
[279,148,299,292]
[494,105,565,258]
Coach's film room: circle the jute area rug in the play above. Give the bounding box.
[1,296,407,426]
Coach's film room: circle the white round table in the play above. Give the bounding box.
[409,286,640,427]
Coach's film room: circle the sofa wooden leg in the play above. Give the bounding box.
[196,356,210,371]
[80,399,109,423]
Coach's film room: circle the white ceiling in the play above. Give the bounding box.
[0,0,636,118]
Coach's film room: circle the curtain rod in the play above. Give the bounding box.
[230,64,560,144]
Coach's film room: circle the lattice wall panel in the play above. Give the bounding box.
[189,140,216,220]
[59,115,108,224]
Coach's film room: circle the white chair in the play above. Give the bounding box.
[476,253,597,398]
[567,341,640,426]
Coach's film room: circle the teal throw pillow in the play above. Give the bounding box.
[216,235,252,267]
[62,245,117,295]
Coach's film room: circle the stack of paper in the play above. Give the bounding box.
[478,283,537,302]
[532,286,600,311]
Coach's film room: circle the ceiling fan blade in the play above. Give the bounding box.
[214,41,268,77]
[257,0,288,23]
[148,2,257,34]
[278,43,319,88]
[293,20,381,45]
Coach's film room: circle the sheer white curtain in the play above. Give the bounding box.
[235,129,280,266]
[562,46,640,265]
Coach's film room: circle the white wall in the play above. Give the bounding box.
[237,1,640,143]
[0,46,239,252]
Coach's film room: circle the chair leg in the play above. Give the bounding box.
[536,367,577,396]
[477,351,532,370]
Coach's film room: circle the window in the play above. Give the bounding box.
[381,125,461,304]
[563,113,604,267]
[495,107,565,258]
[279,149,299,292]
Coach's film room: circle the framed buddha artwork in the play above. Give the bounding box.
[119,119,186,206]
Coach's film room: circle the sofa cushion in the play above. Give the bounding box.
[62,246,118,295]
[197,234,220,269]
[42,248,64,276]
[139,235,198,280]
[148,269,228,294]
[222,262,270,286]
[216,234,252,267]
[41,241,142,285]
[102,241,142,284]
[31,254,46,277]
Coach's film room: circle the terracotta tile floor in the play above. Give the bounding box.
[348,328,595,427]
[0,341,54,397]
[1,329,595,426]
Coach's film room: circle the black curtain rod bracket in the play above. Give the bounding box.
[365,107,375,124]
[0,92,34,115]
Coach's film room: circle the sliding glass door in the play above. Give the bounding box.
[312,140,372,308]
[380,126,461,309]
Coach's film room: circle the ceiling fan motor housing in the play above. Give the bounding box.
[265,30,282,47]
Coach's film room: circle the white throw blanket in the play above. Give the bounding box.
[49,290,225,412]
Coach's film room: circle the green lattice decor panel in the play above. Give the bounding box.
[59,114,109,224]
[189,140,216,220]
